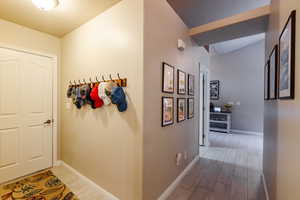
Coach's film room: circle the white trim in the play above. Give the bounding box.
[231,129,263,136]
[52,56,58,166]
[0,43,59,169]
[54,160,62,167]
[262,173,270,200]
[0,43,57,58]
[199,70,204,146]
[59,161,119,200]
[158,156,200,200]
[199,66,210,147]
[205,70,210,146]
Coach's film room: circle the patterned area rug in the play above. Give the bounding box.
[0,170,79,200]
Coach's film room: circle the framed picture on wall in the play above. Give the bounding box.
[188,74,195,96]
[177,98,186,122]
[278,10,296,99]
[187,98,194,119]
[177,70,186,95]
[264,61,270,100]
[210,80,220,100]
[162,97,174,127]
[269,45,278,100]
[162,62,174,93]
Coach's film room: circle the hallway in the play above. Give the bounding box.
[167,132,265,200]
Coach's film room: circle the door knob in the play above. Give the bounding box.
[44,119,52,125]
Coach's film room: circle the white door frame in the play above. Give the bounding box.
[199,72,204,146]
[199,66,210,147]
[0,43,59,167]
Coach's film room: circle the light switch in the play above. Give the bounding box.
[176,153,182,166]
[184,152,188,160]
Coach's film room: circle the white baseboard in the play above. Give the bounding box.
[157,155,200,200]
[53,160,62,167]
[262,173,270,200]
[58,160,119,200]
[231,129,263,136]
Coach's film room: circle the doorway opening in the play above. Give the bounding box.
[198,34,265,199]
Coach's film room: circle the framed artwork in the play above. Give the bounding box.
[188,74,195,96]
[264,61,270,100]
[210,80,220,100]
[177,98,186,122]
[187,98,194,119]
[162,97,174,127]
[269,45,278,100]
[177,70,186,95]
[162,62,174,93]
[278,10,296,99]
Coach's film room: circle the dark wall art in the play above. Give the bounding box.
[269,45,278,100]
[162,97,174,127]
[177,98,186,122]
[188,74,195,96]
[177,70,186,95]
[264,61,270,100]
[162,62,175,93]
[278,10,296,99]
[187,98,194,119]
[210,80,220,100]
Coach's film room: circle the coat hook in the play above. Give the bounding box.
[83,78,87,84]
[117,73,121,79]
[78,79,81,85]
[102,75,106,82]
[69,80,72,85]
[95,76,99,82]
[73,80,76,85]
[109,74,113,81]
[89,77,92,83]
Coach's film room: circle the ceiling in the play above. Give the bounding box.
[210,33,265,55]
[167,0,271,28]
[0,0,121,37]
[191,14,269,46]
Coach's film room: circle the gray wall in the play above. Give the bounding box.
[143,0,210,199]
[210,40,265,133]
[264,0,300,200]
[167,0,270,28]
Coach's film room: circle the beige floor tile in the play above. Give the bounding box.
[51,165,115,200]
[167,132,265,200]
[166,186,192,200]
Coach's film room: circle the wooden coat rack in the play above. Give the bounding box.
[69,73,127,87]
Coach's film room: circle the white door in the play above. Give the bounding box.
[0,47,53,183]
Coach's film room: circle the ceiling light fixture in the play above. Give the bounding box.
[32,0,59,11]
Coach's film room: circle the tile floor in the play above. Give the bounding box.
[52,164,115,200]
[167,132,265,200]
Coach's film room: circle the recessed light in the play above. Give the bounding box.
[32,0,59,11]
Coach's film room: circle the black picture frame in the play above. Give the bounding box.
[210,80,220,100]
[269,45,278,100]
[264,61,270,100]
[162,62,175,94]
[278,10,296,100]
[187,98,194,119]
[162,97,174,127]
[177,98,186,122]
[188,74,195,96]
[177,70,186,95]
